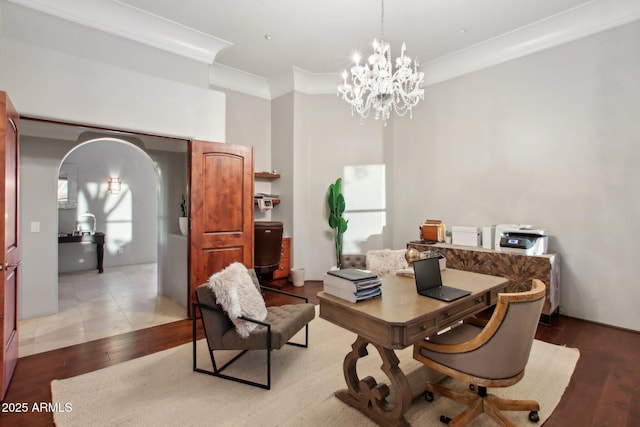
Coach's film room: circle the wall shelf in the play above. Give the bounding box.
[255,172,280,180]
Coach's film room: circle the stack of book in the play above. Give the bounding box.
[322,269,382,303]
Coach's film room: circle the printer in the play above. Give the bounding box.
[494,224,548,256]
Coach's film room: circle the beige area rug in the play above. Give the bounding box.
[52,308,579,427]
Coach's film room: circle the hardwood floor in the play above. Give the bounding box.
[2,280,638,426]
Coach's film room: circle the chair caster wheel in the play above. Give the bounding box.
[425,391,434,402]
[440,415,452,425]
[529,411,540,422]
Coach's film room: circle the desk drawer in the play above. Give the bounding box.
[406,296,487,342]
[406,316,438,343]
[435,296,487,328]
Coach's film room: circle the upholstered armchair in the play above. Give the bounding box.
[193,264,315,389]
[413,279,546,426]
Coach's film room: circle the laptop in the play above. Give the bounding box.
[413,257,471,302]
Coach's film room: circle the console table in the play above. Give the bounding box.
[407,242,559,323]
[58,232,105,273]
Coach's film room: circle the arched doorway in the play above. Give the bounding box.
[20,137,187,356]
[58,138,159,274]
[18,120,190,356]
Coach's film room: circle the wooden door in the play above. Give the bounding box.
[0,92,20,400]
[188,140,254,315]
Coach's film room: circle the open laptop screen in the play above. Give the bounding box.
[413,257,442,292]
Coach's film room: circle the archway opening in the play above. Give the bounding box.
[57,138,158,273]
[20,136,188,357]
[18,118,191,356]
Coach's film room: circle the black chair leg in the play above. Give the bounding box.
[192,302,273,390]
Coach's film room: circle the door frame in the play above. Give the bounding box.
[19,117,189,317]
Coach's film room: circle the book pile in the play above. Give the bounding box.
[322,268,382,303]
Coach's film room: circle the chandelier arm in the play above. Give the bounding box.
[380,0,384,40]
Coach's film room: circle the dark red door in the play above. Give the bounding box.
[188,140,254,315]
[0,91,20,400]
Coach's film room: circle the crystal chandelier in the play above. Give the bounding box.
[337,0,425,126]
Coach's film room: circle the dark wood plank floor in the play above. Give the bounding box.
[2,280,638,426]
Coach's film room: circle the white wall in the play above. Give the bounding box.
[0,38,225,141]
[391,21,640,331]
[19,137,75,318]
[271,93,294,237]
[220,88,274,221]
[292,93,383,280]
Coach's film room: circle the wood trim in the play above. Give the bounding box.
[254,172,280,180]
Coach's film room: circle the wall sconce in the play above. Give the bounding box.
[108,177,122,194]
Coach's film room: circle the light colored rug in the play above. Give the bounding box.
[51,308,579,427]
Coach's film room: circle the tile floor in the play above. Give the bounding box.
[18,263,187,357]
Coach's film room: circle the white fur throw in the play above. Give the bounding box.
[205,262,267,338]
[366,249,409,277]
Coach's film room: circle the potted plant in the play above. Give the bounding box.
[179,194,188,236]
[327,178,348,269]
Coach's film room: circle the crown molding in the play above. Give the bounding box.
[7,0,232,63]
[11,0,640,98]
[268,72,294,100]
[209,63,271,99]
[277,0,640,96]
[292,67,340,96]
[424,0,640,86]
[208,66,339,100]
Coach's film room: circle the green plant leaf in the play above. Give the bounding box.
[338,217,348,234]
[327,177,347,267]
[326,185,336,210]
[336,194,345,216]
[328,213,339,228]
[334,178,342,195]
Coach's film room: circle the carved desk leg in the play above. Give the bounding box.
[335,335,413,427]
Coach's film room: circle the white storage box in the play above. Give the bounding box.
[482,226,495,249]
[452,226,482,247]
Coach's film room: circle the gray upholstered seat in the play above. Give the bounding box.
[340,250,409,276]
[193,269,315,389]
[413,279,546,426]
[340,254,367,270]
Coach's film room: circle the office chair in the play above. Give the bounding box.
[413,279,546,426]
[254,221,283,284]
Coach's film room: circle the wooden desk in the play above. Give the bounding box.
[407,242,560,322]
[318,269,508,427]
[58,232,105,273]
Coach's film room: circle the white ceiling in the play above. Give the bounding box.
[114,0,594,79]
[3,0,640,103]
